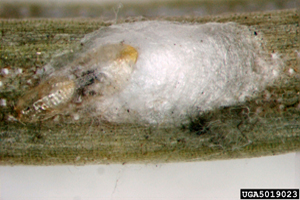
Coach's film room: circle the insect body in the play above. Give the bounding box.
[32,80,75,111]
[15,77,76,122]
[15,43,138,122]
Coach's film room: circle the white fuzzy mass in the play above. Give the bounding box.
[17,21,282,126]
[82,21,281,125]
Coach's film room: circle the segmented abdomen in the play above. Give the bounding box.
[15,43,138,122]
[16,77,76,121]
[32,80,75,112]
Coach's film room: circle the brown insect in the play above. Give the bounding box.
[15,43,138,123]
[15,76,76,122]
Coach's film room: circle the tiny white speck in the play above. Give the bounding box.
[272,70,279,77]
[16,68,23,74]
[27,79,33,85]
[0,81,3,87]
[1,68,9,75]
[73,113,80,120]
[288,68,295,75]
[0,99,7,107]
[36,52,42,55]
[271,53,280,59]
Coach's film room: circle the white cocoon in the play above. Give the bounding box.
[59,21,282,126]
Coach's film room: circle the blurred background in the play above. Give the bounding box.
[0,0,299,19]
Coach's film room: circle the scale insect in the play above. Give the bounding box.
[15,43,138,122]
[15,21,281,126]
[15,77,76,122]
